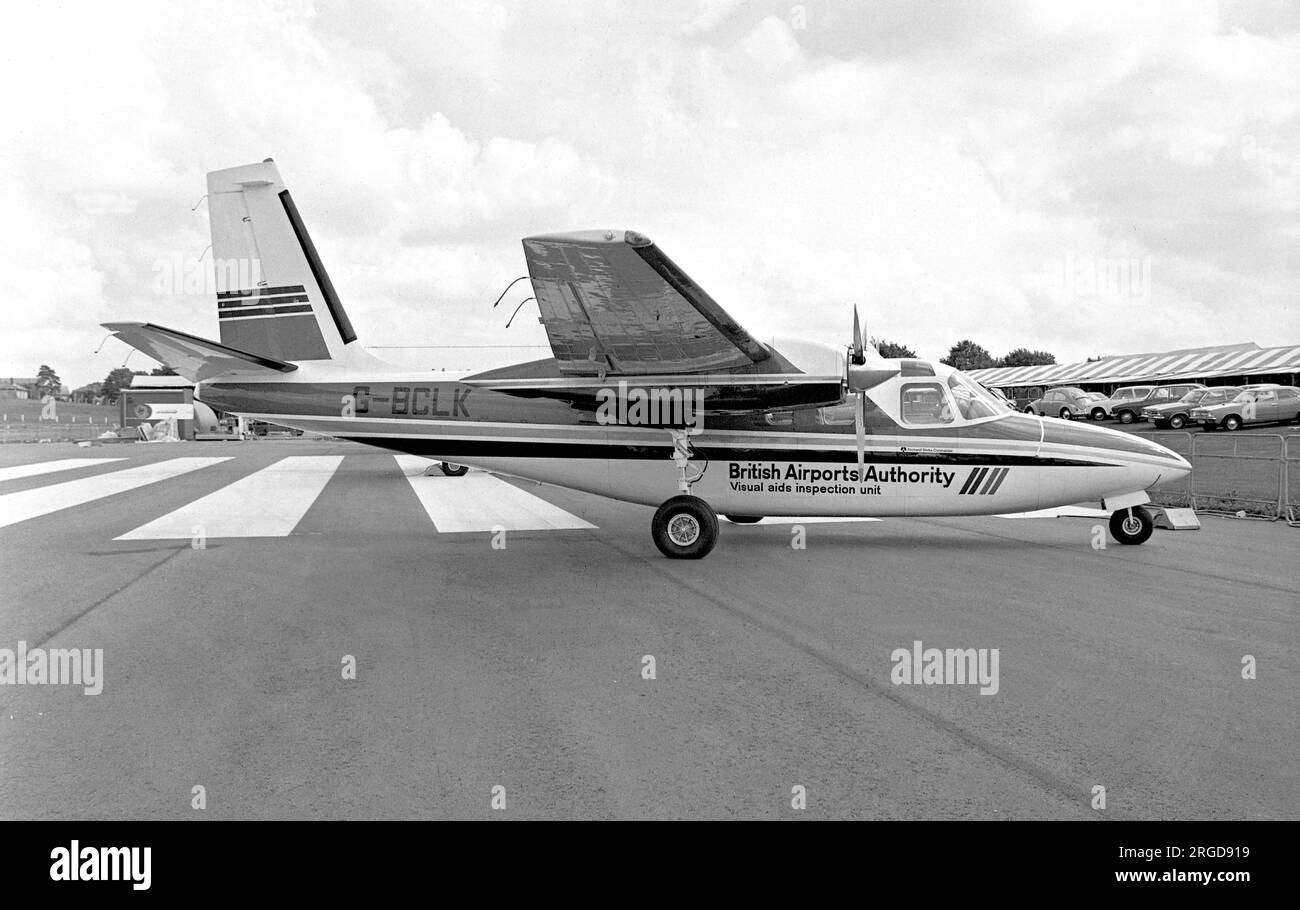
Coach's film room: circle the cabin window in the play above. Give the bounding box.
[900,382,954,425]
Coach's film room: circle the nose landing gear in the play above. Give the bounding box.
[1109,506,1154,545]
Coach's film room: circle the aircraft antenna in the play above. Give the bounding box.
[505,297,535,329]
[489,275,530,309]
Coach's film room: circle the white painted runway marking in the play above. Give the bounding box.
[0,458,125,483]
[0,457,231,529]
[116,456,344,539]
[395,456,595,532]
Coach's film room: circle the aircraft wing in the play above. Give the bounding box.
[463,372,844,412]
[101,322,299,382]
[521,230,788,377]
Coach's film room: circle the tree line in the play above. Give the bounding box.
[871,340,1056,371]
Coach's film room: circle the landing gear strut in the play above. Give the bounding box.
[651,428,719,558]
[1108,506,1154,545]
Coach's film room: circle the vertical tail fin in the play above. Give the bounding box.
[207,159,358,362]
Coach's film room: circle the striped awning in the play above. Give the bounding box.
[968,343,1300,388]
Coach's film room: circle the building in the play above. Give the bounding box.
[969,342,1300,401]
[0,379,30,400]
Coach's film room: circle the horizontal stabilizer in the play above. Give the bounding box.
[101,322,298,382]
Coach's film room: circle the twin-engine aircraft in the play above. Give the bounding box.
[105,160,1191,558]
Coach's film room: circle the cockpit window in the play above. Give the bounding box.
[945,372,1002,420]
[900,382,954,425]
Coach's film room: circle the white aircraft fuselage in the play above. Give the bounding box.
[195,349,1191,520]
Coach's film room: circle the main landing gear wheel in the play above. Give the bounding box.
[439,462,469,476]
[652,495,719,559]
[1109,506,1154,545]
[725,515,763,524]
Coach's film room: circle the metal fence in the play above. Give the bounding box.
[1148,431,1297,521]
[1287,435,1300,526]
[0,421,114,444]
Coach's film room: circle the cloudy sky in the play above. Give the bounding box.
[1,0,1296,388]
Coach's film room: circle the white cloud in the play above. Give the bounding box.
[0,0,1296,387]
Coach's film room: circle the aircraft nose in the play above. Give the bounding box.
[1166,449,1192,477]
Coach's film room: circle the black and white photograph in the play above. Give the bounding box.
[0,0,1295,889]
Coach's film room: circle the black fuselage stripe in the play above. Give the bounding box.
[986,467,1011,495]
[218,304,314,318]
[219,299,310,313]
[979,467,1003,494]
[340,436,1117,465]
[217,285,306,300]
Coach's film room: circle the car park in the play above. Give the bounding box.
[1142,386,1240,429]
[1024,386,1103,419]
[1089,385,1155,422]
[1109,383,1207,425]
[1191,386,1300,431]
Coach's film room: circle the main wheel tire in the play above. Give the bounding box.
[1090,407,1107,421]
[1223,415,1242,431]
[652,496,719,559]
[1168,415,1185,429]
[725,515,763,524]
[1109,506,1154,545]
[1059,408,1072,420]
[1118,410,1135,424]
[439,462,469,476]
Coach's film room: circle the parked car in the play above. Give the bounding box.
[1192,387,1300,431]
[1089,385,1155,422]
[1109,383,1207,425]
[1142,387,1240,429]
[1024,386,1102,419]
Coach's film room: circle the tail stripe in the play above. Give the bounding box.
[278,190,357,344]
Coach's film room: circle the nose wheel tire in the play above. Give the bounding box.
[1109,506,1154,545]
[439,462,469,476]
[652,495,719,559]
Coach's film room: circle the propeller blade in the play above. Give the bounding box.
[856,390,866,489]
[851,306,864,364]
